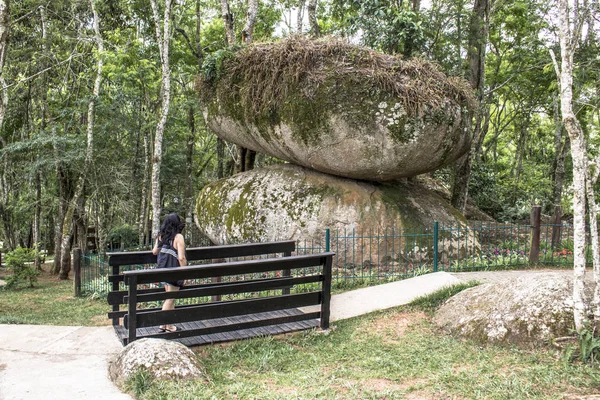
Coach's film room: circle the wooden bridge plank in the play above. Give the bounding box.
[123,253,334,285]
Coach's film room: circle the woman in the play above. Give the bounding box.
[152,213,187,333]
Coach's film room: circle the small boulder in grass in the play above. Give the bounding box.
[108,338,206,388]
[434,273,591,345]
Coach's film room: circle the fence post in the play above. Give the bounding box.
[529,205,541,264]
[73,247,81,297]
[320,254,332,330]
[325,228,330,253]
[551,205,562,249]
[433,222,439,272]
[127,274,138,345]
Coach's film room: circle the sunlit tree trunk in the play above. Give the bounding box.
[220,0,235,46]
[0,0,9,131]
[0,0,10,250]
[150,0,173,239]
[551,0,588,332]
[552,96,568,208]
[242,0,258,43]
[585,170,600,326]
[297,0,305,33]
[308,0,320,37]
[138,130,150,246]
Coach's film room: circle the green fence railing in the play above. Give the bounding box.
[77,221,578,297]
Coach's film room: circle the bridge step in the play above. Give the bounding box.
[113,308,319,346]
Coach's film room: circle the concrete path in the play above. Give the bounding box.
[329,271,460,321]
[0,325,132,400]
[0,271,462,400]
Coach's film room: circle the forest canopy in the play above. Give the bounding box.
[0,0,597,270]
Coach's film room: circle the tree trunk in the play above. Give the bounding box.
[185,104,196,241]
[585,170,600,327]
[552,97,569,208]
[33,170,42,270]
[297,0,305,33]
[220,0,235,46]
[150,0,174,239]
[52,164,68,274]
[551,0,588,332]
[138,130,150,246]
[0,0,10,132]
[307,0,320,37]
[59,0,104,280]
[450,0,492,213]
[0,1,10,250]
[242,0,258,43]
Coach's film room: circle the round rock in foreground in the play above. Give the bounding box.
[198,36,474,181]
[434,273,586,345]
[108,338,206,388]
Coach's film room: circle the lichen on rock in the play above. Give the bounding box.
[196,164,475,266]
[108,338,206,389]
[434,273,588,345]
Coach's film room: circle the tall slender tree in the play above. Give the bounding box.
[58,0,104,279]
[451,0,493,212]
[150,0,174,239]
[550,0,590,331]
[307,0,320,37]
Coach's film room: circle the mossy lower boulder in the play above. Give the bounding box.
[196,164,474,267]
[434,273,587,345]
[197,36,474,181]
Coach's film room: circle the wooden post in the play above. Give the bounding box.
[111,263,120,326]
[73,247,81,297]
[529,205,541,264]
[282,250,291,295]
[127,275,138,345]
[551,205,562,249]
[320,254,332,330]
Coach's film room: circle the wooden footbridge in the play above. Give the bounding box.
[107,241,334,346]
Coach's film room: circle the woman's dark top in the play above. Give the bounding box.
[156,240,185,288]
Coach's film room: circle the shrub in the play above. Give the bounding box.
[4,247,39,289]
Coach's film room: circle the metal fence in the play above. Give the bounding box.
[77,220,578,297]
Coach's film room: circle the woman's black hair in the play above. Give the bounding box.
[158,213,185,246]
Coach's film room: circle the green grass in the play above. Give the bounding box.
[2,270,599,399]
[406,280,481,313]
[0,266,110,326]
[127,284,600,400]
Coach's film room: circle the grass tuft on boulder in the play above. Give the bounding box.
[197,35,476,121]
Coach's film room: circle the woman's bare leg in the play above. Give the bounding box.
[160,284,180,331]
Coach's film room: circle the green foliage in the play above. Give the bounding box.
[108,224,139,250]
[407,281,480,312]
[201,47,237,83]
[329,0,424,57]
[132,307,600,399]
[126,369,154,398]
[575,326,600,364]
[4,247,39,289]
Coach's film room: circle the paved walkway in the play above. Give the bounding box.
[0,326,132,400]
[0,270,549,400]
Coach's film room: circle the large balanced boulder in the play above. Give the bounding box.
[197,37,474,181]
[196,163,474,266]
[434,273,587,345]
[108,338,205,388]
